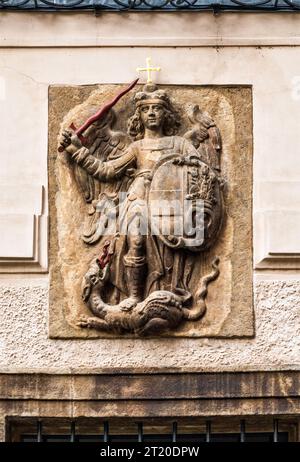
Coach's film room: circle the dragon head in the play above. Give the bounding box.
[81,257,110,302]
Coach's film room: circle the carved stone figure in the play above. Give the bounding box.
[58,83,224,336]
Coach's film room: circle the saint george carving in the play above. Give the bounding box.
[58,83,224,336]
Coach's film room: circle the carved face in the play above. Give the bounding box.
[140,103,165,130]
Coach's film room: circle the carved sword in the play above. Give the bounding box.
[58,78,139,152]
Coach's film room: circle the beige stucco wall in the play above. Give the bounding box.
[0,11,299,372]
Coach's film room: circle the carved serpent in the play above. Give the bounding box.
[77,256,220,336]
[182,256,220,320]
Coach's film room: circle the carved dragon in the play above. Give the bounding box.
[77,251,220,336]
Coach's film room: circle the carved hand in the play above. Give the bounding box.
[172,156,185,166]
[59,129,83,155]
[173,155,201,167]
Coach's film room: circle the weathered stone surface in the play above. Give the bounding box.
[2,372,300,436]
[48,84,253,338]
[2,371,300,400]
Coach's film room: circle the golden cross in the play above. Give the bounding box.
[136,57,161,84]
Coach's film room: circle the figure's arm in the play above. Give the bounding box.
[72,146,135,181]
[59,130,135,182]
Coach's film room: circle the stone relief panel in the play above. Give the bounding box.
[48,84,253,338]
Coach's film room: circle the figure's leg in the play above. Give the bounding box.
[121,215,147,309]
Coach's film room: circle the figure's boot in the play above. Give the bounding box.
[122,257,147,309]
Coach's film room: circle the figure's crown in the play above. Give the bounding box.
[134,83,171,108]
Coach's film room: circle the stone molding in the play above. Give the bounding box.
[1,12,300,48]
[0,185,48,273]
[254,181,300,269]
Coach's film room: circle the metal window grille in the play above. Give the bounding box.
[8,417,295,443]
[1,0,300,13]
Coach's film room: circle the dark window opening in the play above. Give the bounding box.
[7,417,296,443]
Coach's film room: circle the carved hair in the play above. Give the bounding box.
[127,88,181,140]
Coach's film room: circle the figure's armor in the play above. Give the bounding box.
[73,135,223,252]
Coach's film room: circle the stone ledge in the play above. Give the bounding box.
[3,398,300,419]
[1,371,300,401]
